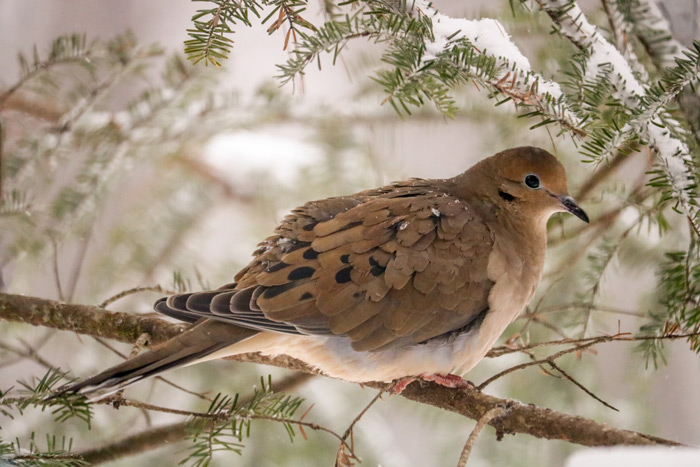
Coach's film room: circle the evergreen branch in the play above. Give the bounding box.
[1,368,93,427]
[0,292,687,448]
[639,242,700,365]
[2,433,87,467]
[185,0,260,66]
[60,384,341,465]
[614,0,684,69]
[46,54,194,242]
[185,0,317,64]
[376,1,585,132]
[74,373,311,465]
[601,0,650,80]
[276,1,432,85]
[263,0,317,50]
[0,34,92,108]
[533,0,700,234]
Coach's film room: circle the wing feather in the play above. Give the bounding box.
[155,180,495,350]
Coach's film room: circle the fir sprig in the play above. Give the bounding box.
[639,244,700,366]
[1,368,93,428]
[0,34,92,108]
[180,376,306,466]
[185,0,318,65]
[1,433,87,467]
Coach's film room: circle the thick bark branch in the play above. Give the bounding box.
[0,292,683,450]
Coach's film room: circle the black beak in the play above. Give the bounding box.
[559,195,589,223]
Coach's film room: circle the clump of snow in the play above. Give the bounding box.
[204,130,323,188]
[584,45,645,103]
[415,0,564,100]
[431,207,440,217]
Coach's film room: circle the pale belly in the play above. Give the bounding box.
[204,314,504,383]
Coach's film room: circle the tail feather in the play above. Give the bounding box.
[55,320,258,398]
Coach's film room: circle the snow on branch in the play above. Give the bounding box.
[627,0,685,68]
[536,0,698,227]
[413,0,584,136]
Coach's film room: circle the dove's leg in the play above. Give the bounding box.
[390,373,475,394]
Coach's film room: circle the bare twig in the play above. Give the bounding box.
[547,360,618,411]
[114,332,151,401]
[0,340,55,370]
[489,331,700,358]
[575,150,631,202]
[478,336,613,389]
[0,118,4,209]
[457,405,507,467]
[51,237,65,302]
[336,390,385,466]
[65,230,92,303]
[99,285,176,309]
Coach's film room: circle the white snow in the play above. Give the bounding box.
[584,45,645,102]
[636,0,685,67]
[566,447,700,467]
[541,0,696,218]
[431,207,440,217]
[416,0,565,100]
[204,130,323,188]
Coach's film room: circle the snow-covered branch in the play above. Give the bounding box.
[413,0,585,135]
[536,0,698,229]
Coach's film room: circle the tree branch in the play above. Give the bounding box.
[76,372,312,465]
[0,292,683,448]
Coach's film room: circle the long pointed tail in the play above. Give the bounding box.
[55,319,258,397]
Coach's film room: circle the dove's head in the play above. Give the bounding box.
[461,146,589,225]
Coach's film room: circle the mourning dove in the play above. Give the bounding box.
[61,146,588,395]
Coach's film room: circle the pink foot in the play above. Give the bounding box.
[420,373,475,389]
[389,377,416,394]
[390,373,474,394]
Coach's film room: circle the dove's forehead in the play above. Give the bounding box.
[491,146,569,191]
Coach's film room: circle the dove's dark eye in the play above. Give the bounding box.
[524,174,540,189]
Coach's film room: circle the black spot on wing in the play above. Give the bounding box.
[287,266,315,281]
[261,282,298,299]
[369,256,385,277]
[335,266,353,284]
[302,248,319,260]
[266,262,290,273]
